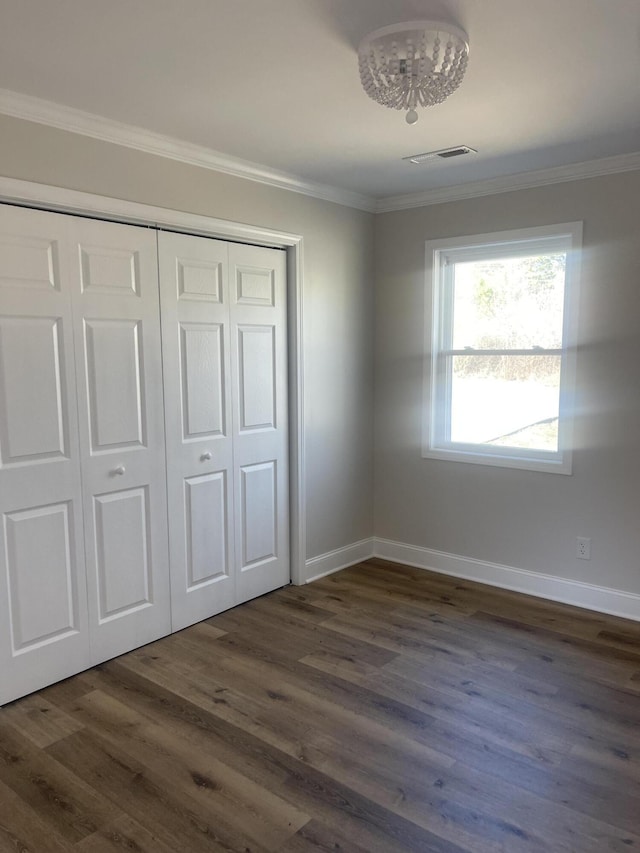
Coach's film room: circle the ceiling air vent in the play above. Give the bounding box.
[403,146,477,164]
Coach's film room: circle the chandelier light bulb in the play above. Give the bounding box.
[358,20,469,123]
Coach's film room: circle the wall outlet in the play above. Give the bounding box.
[576,537,591,560]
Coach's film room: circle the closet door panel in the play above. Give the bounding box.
[71,219,170,662]
[240,460,277,567]
[4,503,78,648]
[93,486,153,619]
[229,244,289,604]
[0,316,67,462]
[184,471,229,588]
[158,232,235,630]
[180,321,226,438]
[237,324,276,430]
[0,205,90,705]
[84,318,146,449]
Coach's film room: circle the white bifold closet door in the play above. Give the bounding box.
[0,207,172,705]
[0,205,90,704]
[0,203,289,705]
[158,232,289,630]
[69,218,171,662]
[228,243,289,605]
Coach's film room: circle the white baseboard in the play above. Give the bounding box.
[305,538,374,584]
[373,538,640,622]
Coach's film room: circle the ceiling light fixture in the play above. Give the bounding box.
[358,20,469,124]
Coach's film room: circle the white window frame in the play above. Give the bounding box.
[423,222,582,474]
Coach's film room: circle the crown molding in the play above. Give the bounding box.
[375,151,640,212]
[2,88,639,217]
[0,88,376,213]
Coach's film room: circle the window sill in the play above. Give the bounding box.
[422,445,572,475]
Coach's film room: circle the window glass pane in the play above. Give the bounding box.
[451,254,566,350]
[450,355,560,451]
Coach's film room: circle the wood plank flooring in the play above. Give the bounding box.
[1,558,640,852]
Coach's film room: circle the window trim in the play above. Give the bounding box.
[422,222,583,474]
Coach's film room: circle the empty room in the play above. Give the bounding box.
[0,1,639,850]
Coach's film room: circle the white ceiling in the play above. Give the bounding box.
[1,0,639,202]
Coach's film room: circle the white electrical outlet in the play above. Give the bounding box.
[576,537,591,560]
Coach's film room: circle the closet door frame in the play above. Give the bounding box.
[0,176,307,586]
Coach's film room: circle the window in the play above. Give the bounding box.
[424,223,582,474]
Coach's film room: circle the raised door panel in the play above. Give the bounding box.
[70,218,171,663]
[94,488,152,620]
[237,325,276,431]
[4,502,79,651]
[79,244,140,295]
[158,231,235,630]
[229,244,289,604]
[180,322,226,439]
[84,319,146,451]
[235,265,275,307]
[0,316,67,464]
[0,204,90,706]
[0,231,59,292]
[240,461,277,568]
[185,472,229,588]
[177,257,223,302]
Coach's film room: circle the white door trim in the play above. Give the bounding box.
[0,175,306,586]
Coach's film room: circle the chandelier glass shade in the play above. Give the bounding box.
[358,20,469,123]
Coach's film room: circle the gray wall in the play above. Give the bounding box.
[374,171,640,595]
[4,110,640,598]
[0,113,375,566]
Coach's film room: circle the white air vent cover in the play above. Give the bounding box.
[403,146,477,164]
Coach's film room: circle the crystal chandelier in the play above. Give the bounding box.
[358,20,469,124]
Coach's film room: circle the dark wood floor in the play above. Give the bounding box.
[1,559,640,852]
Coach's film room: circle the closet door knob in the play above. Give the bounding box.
[200,451,212,461]
[112,465,126,476]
